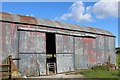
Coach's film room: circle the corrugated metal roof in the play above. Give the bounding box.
[0,12,114,36]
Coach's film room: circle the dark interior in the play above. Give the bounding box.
[46,33,56,73]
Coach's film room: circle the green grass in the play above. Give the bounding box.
[80,69,118,78]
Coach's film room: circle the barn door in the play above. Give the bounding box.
[18,30,46,76]
[56,34,74,73]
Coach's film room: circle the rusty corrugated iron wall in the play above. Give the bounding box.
[0,12,116,76]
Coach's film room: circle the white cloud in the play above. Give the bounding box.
[56,0,118,22]
[59,1,93,22]
[93,0,118,19]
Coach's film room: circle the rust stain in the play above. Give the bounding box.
[0,12,13,21]
[19,15,37,24]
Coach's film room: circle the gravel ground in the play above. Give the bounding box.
[27,73,85,78]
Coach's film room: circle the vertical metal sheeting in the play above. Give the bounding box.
[86,38,96,68]
[56,34,74,73]
[75,37,84,69]
[19,30,46,76]
[2,22,18,64]
[108,37,116,64]
[75,37,96,69]
[99,35,105,64]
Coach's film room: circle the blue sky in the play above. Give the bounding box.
[2,1,118,47]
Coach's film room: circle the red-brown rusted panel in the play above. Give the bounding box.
[18,15,37,25]
[0,12,13,21]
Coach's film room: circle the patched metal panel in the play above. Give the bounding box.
[56,54,74,73]
[2,22,18,62]
[56,34,74,73]
[19,54,46,76]
[19,31,46,76]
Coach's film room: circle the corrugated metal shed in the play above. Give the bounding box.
[0,12,116,77]
[0,12,114,37]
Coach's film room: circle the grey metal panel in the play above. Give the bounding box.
[19,31,46,53]
[56,34,74,73]
[96,35,101,64]
[19,31,46,76]
[2,22,18,62]
[104,36,109,63]
[108,37,116,64]
[56,54,74,73]
[56,34,64,53]
[75,37,84,69]
[99,35,105,64]
[56,34,74,53]
[19,54,46,76]
[63,35,74,53]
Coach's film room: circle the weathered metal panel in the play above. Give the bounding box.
[56,34,74,73]
[75,37,84,69]
[56,34,74,53]
[83,38,96,69]
[2,22,18,62]
[95,35,116,65]
[19,31,46,53]
[75,37,96,69]
[56,34,64,53]
[56,54,74,73]
[96,35,101,64]
[108,37,116,64]
[104,36,109,63]
[19,30,46,76]
[19,54,46,76]
[86,38,96,68]
[99,35,105,64]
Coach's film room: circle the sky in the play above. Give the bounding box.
[1,0,119,47]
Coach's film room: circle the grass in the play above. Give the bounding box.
[80,68,118,78]
[79,54,119,78]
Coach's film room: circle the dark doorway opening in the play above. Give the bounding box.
[46,33,56,74]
